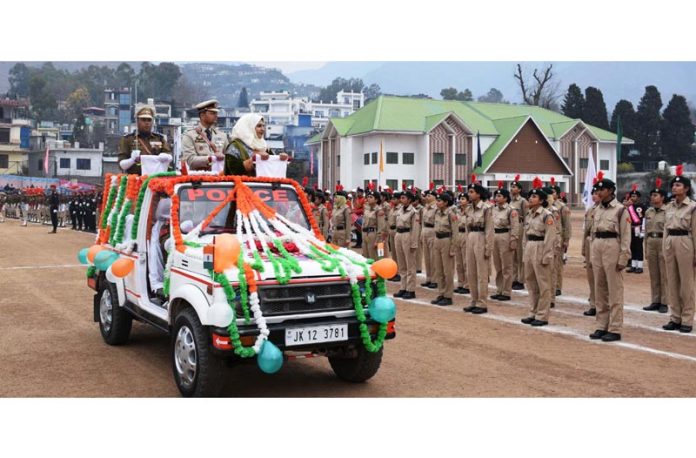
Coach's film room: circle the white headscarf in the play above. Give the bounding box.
[230,113,267,151]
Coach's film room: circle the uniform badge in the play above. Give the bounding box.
[547,218,554,225]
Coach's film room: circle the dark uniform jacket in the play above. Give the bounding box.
[118,130,171,175]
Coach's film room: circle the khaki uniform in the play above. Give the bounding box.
[552,199,571,292]
[181,123,229,170]
[432,207,457,298]
[492,203,520,296]
[117,131,171,175]
[395,204,422,292]
[454,204,469,289]
[591,198,631,334]
[644,206,668,306]
[509,195,528,285]
[663,197,696,327]
[388,202,401,264]
[362,204,387,260]
[314,203,330,240]
[465,200,494,308]
[330,204,352,247]
[421,202,437,283]
[413,202,424,273]
[582,204,598,309]
[381,201,392,259]
[524,206,558,321]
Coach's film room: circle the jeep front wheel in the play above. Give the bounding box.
[172,307,224,397]
[329,346,383,383]
[98,280,132,345]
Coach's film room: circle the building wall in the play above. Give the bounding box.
[488,121,568,175]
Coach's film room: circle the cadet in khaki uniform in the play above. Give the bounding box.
[454,190,470,295]
[463,181,494,314]
[543,187,562,307]
[643,178,669,314]
[330,189,352,248]
[412,192,424,274]
[490,186,520,301]
[420,188,438,288]
[509,175,528,290]
[550,181,571,296]
[118,104,171,174]
[430,192,457,306]
[387,192,402,282]
[589,178,632,342]
[313,192,330,240]
[582,182,601,316]
[362,190,388,260]
[521,182,558,326]
[181,100,228,171]
[661,169,696,333]
[393,190,421,300]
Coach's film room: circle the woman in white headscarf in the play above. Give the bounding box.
[224,114,288,176]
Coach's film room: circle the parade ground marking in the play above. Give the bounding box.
[397,297,696,364]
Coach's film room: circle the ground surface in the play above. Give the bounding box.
[1,212,695,397]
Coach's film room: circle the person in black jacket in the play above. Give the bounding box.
[48,185,59,233]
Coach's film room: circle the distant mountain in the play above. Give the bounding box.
[288,61,696,110]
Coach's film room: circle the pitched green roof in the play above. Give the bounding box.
[473,115,529,173]
[306,132,322,145]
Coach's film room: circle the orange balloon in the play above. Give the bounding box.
[111,258,135,278]
[214,234,242,273]
[371,258,398,279]
[87,245,104,263]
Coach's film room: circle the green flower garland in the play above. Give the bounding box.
[108,176,128,245]
[112,200,133,245]
[86,266,97,278]
[99,180,118,229]
[130,172,177,240]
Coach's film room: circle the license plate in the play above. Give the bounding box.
[285,324,348,347]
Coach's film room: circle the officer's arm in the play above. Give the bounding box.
[160,135,172,153]
[690,206,696,266]
[543,215,557,264]
[182,134,209,170]
[618,209,632,268]
[410,210,421,249]
[484,207,494,258]
[343,208,352,242]
[509,209,520,243]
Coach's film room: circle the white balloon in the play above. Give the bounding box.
[105,265,118,283]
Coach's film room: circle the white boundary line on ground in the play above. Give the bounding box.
[396,296,696,364]
[0,264,84,270]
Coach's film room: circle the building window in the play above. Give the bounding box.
[386,152,398,164]
[337,155,340,167]
[76,158,91,170]
[403,152,415,165]
[314,111,325,118]
[0,128,9,143]
[433,152,445,165]
[455,154,466,166]
[433,180,444,187]
[580,158,589,169]
[600,159,610,170]
[386,179,398,190]
[364,180,376,189]
[364,153,370,165]
[353,100,361,110]
[402,179,414,189]
[371,152,378,164]
[59,158,70,169]
[580,182,585,191]
[37,159,43,170]
[455,180,467,187]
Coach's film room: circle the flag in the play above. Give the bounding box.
[615,115,623,162]
[173,126,182,170]
[475,131,482,168]
[310,148,314,176]
[582,145,597,210]
[43,144,50,176]
[379,140,384,173]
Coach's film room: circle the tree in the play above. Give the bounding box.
[364,83,382,102]
[634,85,663,160]
[72,114,89,146]
[66,87,91,120]
[114,63,135,88]
[440,87,473,101]
[611,99,638,160]
[513,63,561,109]
[8,63,32,98]
[28,73,58,122]
[561,84,584,119]
[477,88,506,103]
[582,87,609,130]
[660,94,695,164]
[316,77,364,103]
[237,87,249,108]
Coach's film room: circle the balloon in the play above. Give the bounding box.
[87,245,104,263]
[257,340,283,374]
[111,258,134,278]
[371,258,398,279]
[214,234,241,273]
[368,296,396,324]
[77,248,89,265]
[94,250,119,271]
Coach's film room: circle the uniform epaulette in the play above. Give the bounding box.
[123,131,135,138]
[151,132,164,138]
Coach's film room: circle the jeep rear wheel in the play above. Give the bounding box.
[98,280,132,345]
[172,307,224,397]
[329,346,383,383]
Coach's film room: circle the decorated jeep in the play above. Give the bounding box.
[79,171,397,397]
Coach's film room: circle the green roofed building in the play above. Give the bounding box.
[306,95,633,205]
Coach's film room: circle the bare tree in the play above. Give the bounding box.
[514,63,561,110]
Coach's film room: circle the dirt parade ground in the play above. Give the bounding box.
[2,211,696,398]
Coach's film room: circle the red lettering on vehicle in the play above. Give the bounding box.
[186,189,204,201]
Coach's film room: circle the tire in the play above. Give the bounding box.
[171,307,224,397]
[98,279,132,345]
[329,346,383,383]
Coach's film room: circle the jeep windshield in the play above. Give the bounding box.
[177,183,310,235]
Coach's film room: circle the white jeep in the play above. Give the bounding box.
[86,173,396,397]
